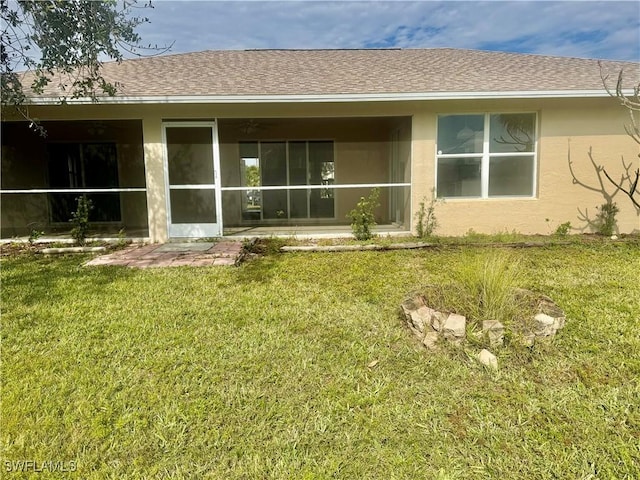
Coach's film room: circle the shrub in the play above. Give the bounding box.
[69,196,93,245]
[347,188,380,241]
[415,190,440,238]
[554,221,572,237]
[596,202,619,236]
[28,229,44,245]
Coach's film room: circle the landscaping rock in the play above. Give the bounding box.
[431,311,448,332]
[422,332,440,350]
[482,320,505,347]
[443,313,466,343]
[401,289,566,366]
[401,295,466,347]
[520,333,536,347]
[553,316,566,331]
[478,349,498,370]
[410,306,436,332]
[534,313,556,337]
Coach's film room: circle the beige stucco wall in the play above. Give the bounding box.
[5,97,638,240]
[409,98,639,235]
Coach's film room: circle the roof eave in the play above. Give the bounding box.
[26,89,625,105]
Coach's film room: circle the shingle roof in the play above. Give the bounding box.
[22,48,640,99]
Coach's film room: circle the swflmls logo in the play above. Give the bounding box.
[4,460,77,472]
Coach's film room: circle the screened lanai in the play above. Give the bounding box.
[1,116,412,240]
[1,120,149,239]
[217,116,412,236]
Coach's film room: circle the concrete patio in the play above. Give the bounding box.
[84,241,243,268]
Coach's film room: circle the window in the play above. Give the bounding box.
[239,140,335,220]
[436,113,536,198]
[47,143,121,222]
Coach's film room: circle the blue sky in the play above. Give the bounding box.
[133,0,640,61]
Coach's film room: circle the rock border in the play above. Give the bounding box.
[400,290,567,370]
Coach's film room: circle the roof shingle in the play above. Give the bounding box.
[21,48,640,99]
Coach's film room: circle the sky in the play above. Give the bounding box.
[132,0,640,62]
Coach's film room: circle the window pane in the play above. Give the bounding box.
[83,144,118,187]
[261,142,287,186]
[490,114,535,153]
[437,157,481,197]
[437,115,484,154]
[48,144,80,188]
[309,141,335,218]
[262,189,288,219]
[488,156,534,196]
[288,142,307,185]
[240,142,261,219]
[290,189,308,218]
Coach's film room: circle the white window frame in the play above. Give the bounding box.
[435,112,538,199]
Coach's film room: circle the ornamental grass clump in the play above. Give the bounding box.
[454,250,527,326]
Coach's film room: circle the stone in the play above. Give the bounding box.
[410,306,435,333]
[478,349,498,370]
[553,316,566,331]
[422,331,440,350]
[401,295,426,313]
[482,320,505,347]
[431,311,448,332]
[520,333,536,347]
[534,313,556,337]
[442,313,466,343]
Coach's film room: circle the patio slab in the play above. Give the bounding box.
[85,241,242,268]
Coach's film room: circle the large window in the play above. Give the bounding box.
[436,113,536,198]
[47,143,121,222]
[239,140,335,220]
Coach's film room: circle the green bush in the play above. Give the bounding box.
[554,221,572,237]
[69,196,93,245]
[347,188,380,241]
[596,202,619,236]
[415,190,440,238]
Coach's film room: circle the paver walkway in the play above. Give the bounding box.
[85,241,243,268]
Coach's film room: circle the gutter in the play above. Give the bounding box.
[24,89,629,106]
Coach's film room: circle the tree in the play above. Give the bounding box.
[600,65,640,209]
[1,0,169,133]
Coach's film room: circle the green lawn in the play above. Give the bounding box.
[2,241,639,479]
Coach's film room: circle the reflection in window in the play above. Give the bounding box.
[437,115,484,154]
[437,157,482,197]
[321,161,335,199]
[490,114,535,153]
[436,113,536,198]
[239,142,261,220]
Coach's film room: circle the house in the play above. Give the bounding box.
[2,48,639,242]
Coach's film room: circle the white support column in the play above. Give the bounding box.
[142,116,168,243]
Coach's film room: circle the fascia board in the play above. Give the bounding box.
[25,89,631,105]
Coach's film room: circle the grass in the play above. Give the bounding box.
[1,241,639,479]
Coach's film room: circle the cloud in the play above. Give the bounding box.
[136,1,640,61]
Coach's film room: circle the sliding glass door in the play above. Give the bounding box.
[239,140,335,221]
